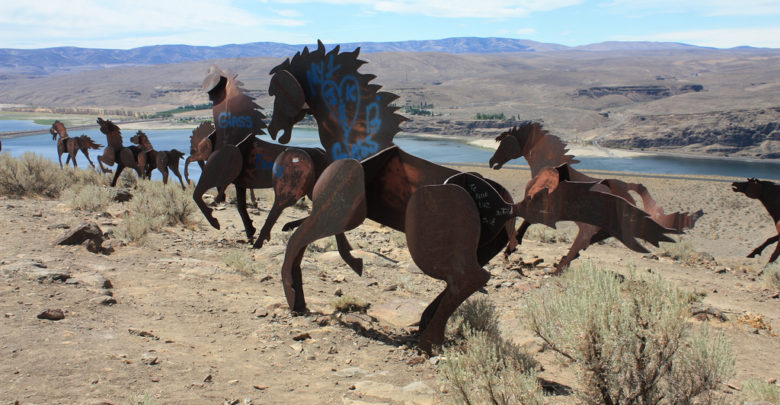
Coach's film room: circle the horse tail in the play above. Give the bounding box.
[169,149,185,160]
[79,135,103,150]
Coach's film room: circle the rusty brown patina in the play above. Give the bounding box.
[192,66,363,274]
[95,117,144,186]
[732,178,780,263]
[266,42,675,353]
[50,120,102,169]
[129,130,186,189]
[490,124,703,272]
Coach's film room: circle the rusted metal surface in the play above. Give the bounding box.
[184,121,216,183]
[50,120,102,169]
[193,67,362,274]
[129,130,186,189]
[267,43,675,353]
[732,178,780,263]
[95,117,143,186]
[490,124,702,271]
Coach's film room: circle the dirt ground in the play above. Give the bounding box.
[1,164,778,404]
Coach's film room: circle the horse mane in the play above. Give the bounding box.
[208,65,267,146]
[77,135,103,150]
[497,123,579,177]
[190,121,215,152]
[51,120,68,138]
[134,130,154,150]
[270,40,407,160]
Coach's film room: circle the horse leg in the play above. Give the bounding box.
[70,152,78,168]
[97,156,113,174]
[235,185,257,239]
[749,234,780,258]
[555,223,601,274]
[335,233,363,276]
[193,146,242,230]
[169,162,186,189]
[767,237,780,264]
[405,184,487,353]
[57,152,64,168]
[82,150,96,168]
[515,220,532,245]
[184,157,197,184]
[160,166,170,185]
[280,159,367,312]
[250,189,257,207]
[282,218,305,231]
[110,164,125,187]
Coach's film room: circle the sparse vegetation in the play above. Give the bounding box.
[441,297,542,405]
[740,379,780,404]
[65,184,117,211]
[525,223,572,243]
[475,112,506,120]
[658,238,697,262]
[115,179,199,243]
[0,152,69,198]
[331,295,370,313]
[523,261,734,404]
[762,263,780,290]
[403,102,434,116]
[222,249,263,276]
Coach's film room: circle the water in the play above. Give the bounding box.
[1,122,779,181]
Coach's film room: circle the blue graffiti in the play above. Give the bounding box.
[307,54,341,98]
[323,76,360,137]
[254,154,274,170]
[218,112,253,129]
[273,163,285,178]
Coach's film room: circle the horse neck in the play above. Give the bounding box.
[758,185,780,223]
[139,137,153,151]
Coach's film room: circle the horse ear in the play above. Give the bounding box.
[269,70,306,143]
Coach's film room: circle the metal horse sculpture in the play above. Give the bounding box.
[129,130,186,189]
[192,67,362,273]
[489,124,702,272]
[732,178,780,263]
[266,42,675,352]
[184,121,216,184]
[49,120,102,168]
[95,117,144,186]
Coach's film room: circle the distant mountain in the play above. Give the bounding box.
[0,37,732,76]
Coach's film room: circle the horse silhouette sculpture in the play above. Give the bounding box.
[266,42,675,352]
[184,121,216,184]
[129,130,186,189]
[49,120,102,168]
[732,178,780,263]
[96,118,144,186]
[489,124,702,272]
[192,66,363,273]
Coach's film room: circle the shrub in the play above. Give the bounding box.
[762,263,780,290]
[740,379,780,404]
[65,184,117,211]
[115,179,198,243]
[525,223,571,243]
[222,249,263,276]
[523,261,734,404]
[657,239,696,262]
[0,152,69,198]
[441,298,542,405]
[331,295,370,313]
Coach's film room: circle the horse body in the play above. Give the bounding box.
[50,120,102,168]
[732,178,780,263]
[490,124,702,272]
[95,118,143,186]
[129,130,186,189]
[267,42,673,352]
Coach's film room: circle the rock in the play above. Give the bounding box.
[368,299,427,329]
[47,223,70,230]
[253,307,269,318]
[407,356,426,366]
[72,273,113,289]
[292,332,311,341]
[37,309,65,321]
[113,188,133,202]
[55,223,105,252]
[141,352,159,365]
[90,296,117,306]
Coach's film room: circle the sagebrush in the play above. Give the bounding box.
[115,179,198,242]
[523,261,734,405]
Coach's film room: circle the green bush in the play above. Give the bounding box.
[441,297,542,405]
[523,262,734,404]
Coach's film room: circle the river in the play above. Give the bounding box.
[1,120,778,181]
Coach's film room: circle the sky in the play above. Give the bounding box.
[1,0,779,50]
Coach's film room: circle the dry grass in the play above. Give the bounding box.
[740,379,780,404]
[115,179,199,243]
[331,295,370,313]
[222,249,263,276]
[65,184,118,211]
[762,263,780,290]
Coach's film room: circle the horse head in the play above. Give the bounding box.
[50,120,66,140]
[489,128,524,170]
[130,130,152,150]
[488,123,578,176]
[202,66,266,146]
[267,41,405,161]
[732,177,763,199]
[96,117,123,149]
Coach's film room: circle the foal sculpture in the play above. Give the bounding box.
[266,42,675,351]
[129,130,186,189]
[96,118,143,186]
[192,66,363,272]
[489,124,702,271]
[732,178,780,263]
[50,120,102,168]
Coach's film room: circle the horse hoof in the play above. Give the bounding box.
[208,218,221,230]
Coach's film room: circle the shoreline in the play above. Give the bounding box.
[2,118,778,166]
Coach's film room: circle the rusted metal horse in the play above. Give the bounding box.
[267,42,674,352]
[95,117,143,186]
[129,130,186,189]
[192,67,362,272]
[489,123,702,272]
[49,120,102,168]
[732,178,780,263]
[184,121,216,184]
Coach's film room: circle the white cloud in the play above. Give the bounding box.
[274,9,303,17]
[615,27,780,48]
[602,0,780,16]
